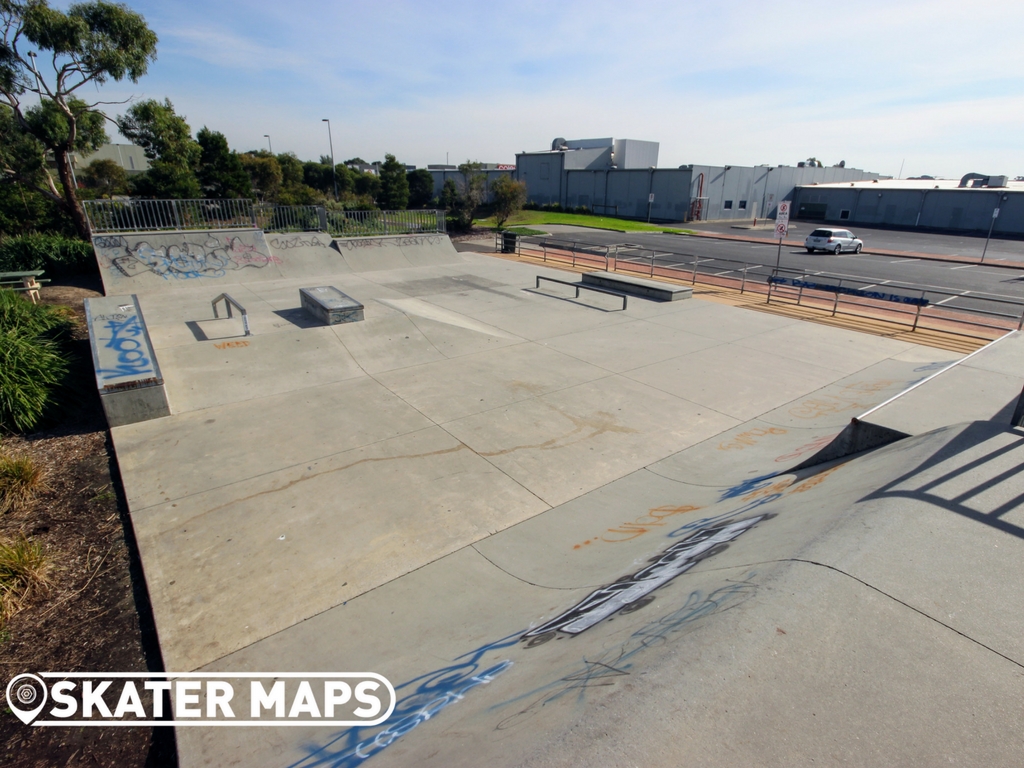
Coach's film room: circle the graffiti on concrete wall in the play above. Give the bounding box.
[95,233,279,281]
[522,514,771,641]
[91,313,155,381]
[268,234,330,250]
[335,235,442,250]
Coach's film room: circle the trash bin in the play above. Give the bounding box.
[501,231,518,254]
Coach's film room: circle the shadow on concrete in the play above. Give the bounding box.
[862,421,1024,540]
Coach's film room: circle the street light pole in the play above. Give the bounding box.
[322,119,338,200]
[981,193,1008,263]
[264,134,273,154]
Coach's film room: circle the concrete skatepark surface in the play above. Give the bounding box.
[92,231,1024,766]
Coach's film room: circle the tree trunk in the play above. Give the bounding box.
[53,145,90,240]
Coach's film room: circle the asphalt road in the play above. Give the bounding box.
[532,225,1024,320]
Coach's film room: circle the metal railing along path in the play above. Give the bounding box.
[506,235,1024,341]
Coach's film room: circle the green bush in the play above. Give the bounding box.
[0,289,76,434]
[0,234,95,279]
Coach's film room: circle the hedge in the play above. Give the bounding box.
[0,234,95,279]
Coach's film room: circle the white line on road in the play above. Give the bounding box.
[889,258,919,264]
[949,264,976,270]
[934,290,971,306]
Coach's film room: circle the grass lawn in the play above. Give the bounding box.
[476,210,694,235]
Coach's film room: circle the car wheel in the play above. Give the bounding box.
[806,248,814,253]
[833,244,842,254]
[854,243,863,253]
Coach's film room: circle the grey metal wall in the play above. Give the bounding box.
[793,186,1024,234]
[556,164,878,222]
[429,169,514,203]
[515,153,565,205]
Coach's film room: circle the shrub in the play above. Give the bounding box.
[0,453,47,514]
[0,534,51,625]
[0,289,76,434]
[0,233,96,279]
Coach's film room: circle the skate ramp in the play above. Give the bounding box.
[92,230,462,295]
[93,229,286,295]
[178,420,1024,768]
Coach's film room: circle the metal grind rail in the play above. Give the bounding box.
[534,275,628,310]
[506,235,1024,340]
[212,294,251,337]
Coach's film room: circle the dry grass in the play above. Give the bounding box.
[0,451,47,513]
[0,534,51,626]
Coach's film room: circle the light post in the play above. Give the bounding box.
[264,134,273,154]
[322,119,338,200]
[981,192,1009,263]
[758,166,774,226]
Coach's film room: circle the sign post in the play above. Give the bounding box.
[647,192,655,223]
[981,204,1001,263]
[774,200,791,270]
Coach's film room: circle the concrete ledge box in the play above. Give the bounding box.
[84,294,171,427]
[300,286,364,325]
[581,271,692,301]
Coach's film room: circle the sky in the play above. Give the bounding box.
[49,0,1024,179]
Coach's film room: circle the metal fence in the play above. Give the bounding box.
[83,199,446,237]
[507,234,1024,342]
[324,209,445,237]
[82,199,256,233]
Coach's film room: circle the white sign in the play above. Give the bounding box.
[648,193,655,203]
[993,207,1000,219]
[775,201,791,239]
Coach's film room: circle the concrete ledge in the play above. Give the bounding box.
[299,285,364,325]
[84,294,170,427]
[581,271,693,301]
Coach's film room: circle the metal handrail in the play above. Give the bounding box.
[212,293,251,336]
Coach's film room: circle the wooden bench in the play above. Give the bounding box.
[0,270,49,304]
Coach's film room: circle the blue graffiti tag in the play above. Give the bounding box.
[288,633,522,768]
[95,315,155,380]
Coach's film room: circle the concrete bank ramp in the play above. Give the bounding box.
[182,419,1024,767]
[92,230,462,294]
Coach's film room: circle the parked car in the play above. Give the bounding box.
[804,228,863,254]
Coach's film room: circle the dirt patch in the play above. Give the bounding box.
[0,284,175,767]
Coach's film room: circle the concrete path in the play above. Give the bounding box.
[96,232,1024,766]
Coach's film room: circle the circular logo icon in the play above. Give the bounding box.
[5,674,48,725]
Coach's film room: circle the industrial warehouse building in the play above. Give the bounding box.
[430,137,881,222]
[793,174,1024,235]
[431,138,1024,235]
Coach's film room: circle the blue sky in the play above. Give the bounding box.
[63,0,1024,178]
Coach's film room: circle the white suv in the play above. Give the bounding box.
[804,228,863,254]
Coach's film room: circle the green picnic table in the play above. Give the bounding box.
[0,270,49,303]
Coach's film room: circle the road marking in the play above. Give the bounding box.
[889,258,918,264]
[935,290,971,306]
[949,264,976,270]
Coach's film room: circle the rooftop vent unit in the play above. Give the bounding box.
[551,137,568,151]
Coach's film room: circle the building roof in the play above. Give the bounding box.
[801,178,1024,191]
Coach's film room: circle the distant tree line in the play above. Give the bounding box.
[0,0,524,239]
